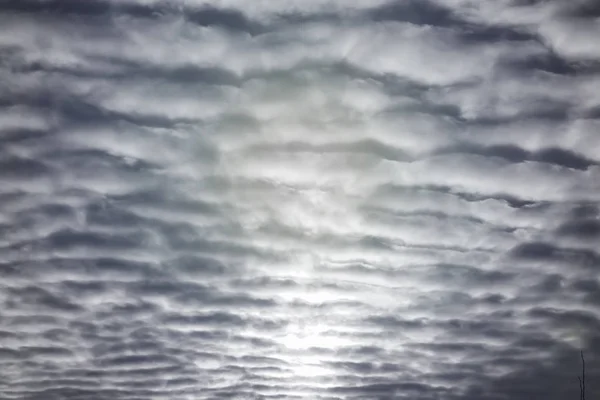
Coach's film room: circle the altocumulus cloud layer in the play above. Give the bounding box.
[1,0,600,399]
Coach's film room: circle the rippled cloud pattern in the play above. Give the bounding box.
[1,0,600,399]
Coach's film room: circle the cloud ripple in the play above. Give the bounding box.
[1,0,599,399]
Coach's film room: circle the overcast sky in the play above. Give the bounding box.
[1,0,600,399]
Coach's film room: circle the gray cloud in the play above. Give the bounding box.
[1,0,600,399]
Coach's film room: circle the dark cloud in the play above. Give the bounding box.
[6,285,83,312]
[439,143,599,170]
[370,0,535,45]
[556,219,600,239]
[0,0,261,34]
[510,241,600,269]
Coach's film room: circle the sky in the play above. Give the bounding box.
[1,0,600,399]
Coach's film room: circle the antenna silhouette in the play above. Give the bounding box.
[578,351,585,400]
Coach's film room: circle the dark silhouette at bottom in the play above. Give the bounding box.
[578,351,586,400]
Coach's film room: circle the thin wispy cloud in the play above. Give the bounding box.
[1,0,599,399]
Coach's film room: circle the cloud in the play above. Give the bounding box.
[1,0,600,399]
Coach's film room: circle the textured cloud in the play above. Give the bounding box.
[1,0,600,399]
